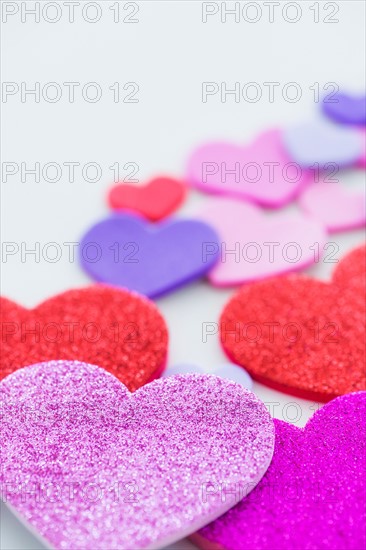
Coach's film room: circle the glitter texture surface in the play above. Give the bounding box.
[0,361,275,550]
[333,244,366,293]
[0,285,168,391]
[193,392,366,550]
[220,245,366,401]
[163,363,253,392]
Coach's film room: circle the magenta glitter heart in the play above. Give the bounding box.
[192,392,366,550]
[0,361,274,550]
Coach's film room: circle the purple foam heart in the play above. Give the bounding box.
[282,119,363,168]
[322,92,366,125]
[0,361,275,550]
[79,214,220,298]
[192,392,366,550]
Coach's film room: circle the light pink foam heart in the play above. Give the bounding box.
[200,198,326,286]
[0,360,275,550]
[299,182,366,232]
[187,129,312,207]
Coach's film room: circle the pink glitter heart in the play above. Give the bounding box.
[192,392,366,550]
[0,361,274,550]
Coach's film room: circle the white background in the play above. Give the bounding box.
[1,1,365,549]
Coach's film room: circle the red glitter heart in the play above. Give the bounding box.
[0,285,168,391]
[108,176,186,221]
[220,245,366,402]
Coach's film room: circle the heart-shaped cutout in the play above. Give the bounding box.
[322,91,366,125]
[0,361,275,550]
[0,285,168,391]
[282,119,363,168]
[220,245,366,401]
[198,198,326,286]
[108,176,186,221]
[187,129,312,207]
[299,181,366,232]
[358,129,366,167]
[192,391,366,550]
[163,363,253,391]
[79,214,220,298]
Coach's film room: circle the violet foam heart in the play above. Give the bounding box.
[0,360,275,550]
[322,91,366,125]
[79,214,220,298]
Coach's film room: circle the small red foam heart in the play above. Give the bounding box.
[0,285,168,391]
[220,245,366,402]
[108,176,186,221]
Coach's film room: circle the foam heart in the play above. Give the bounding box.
[0,361,275,550]
[322,91,366,125]
[192,392,366,550]
[282,119,363,168]
[333,243,365,292]
[358,129,366,167]
[163,363,253,391]
[220,245,366,401]
[198,198,326,286]
[186,129,312,207]
[108,176,186,221]
[299,181,366,232]
[0,285,168,391]
[79,214,220,298]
